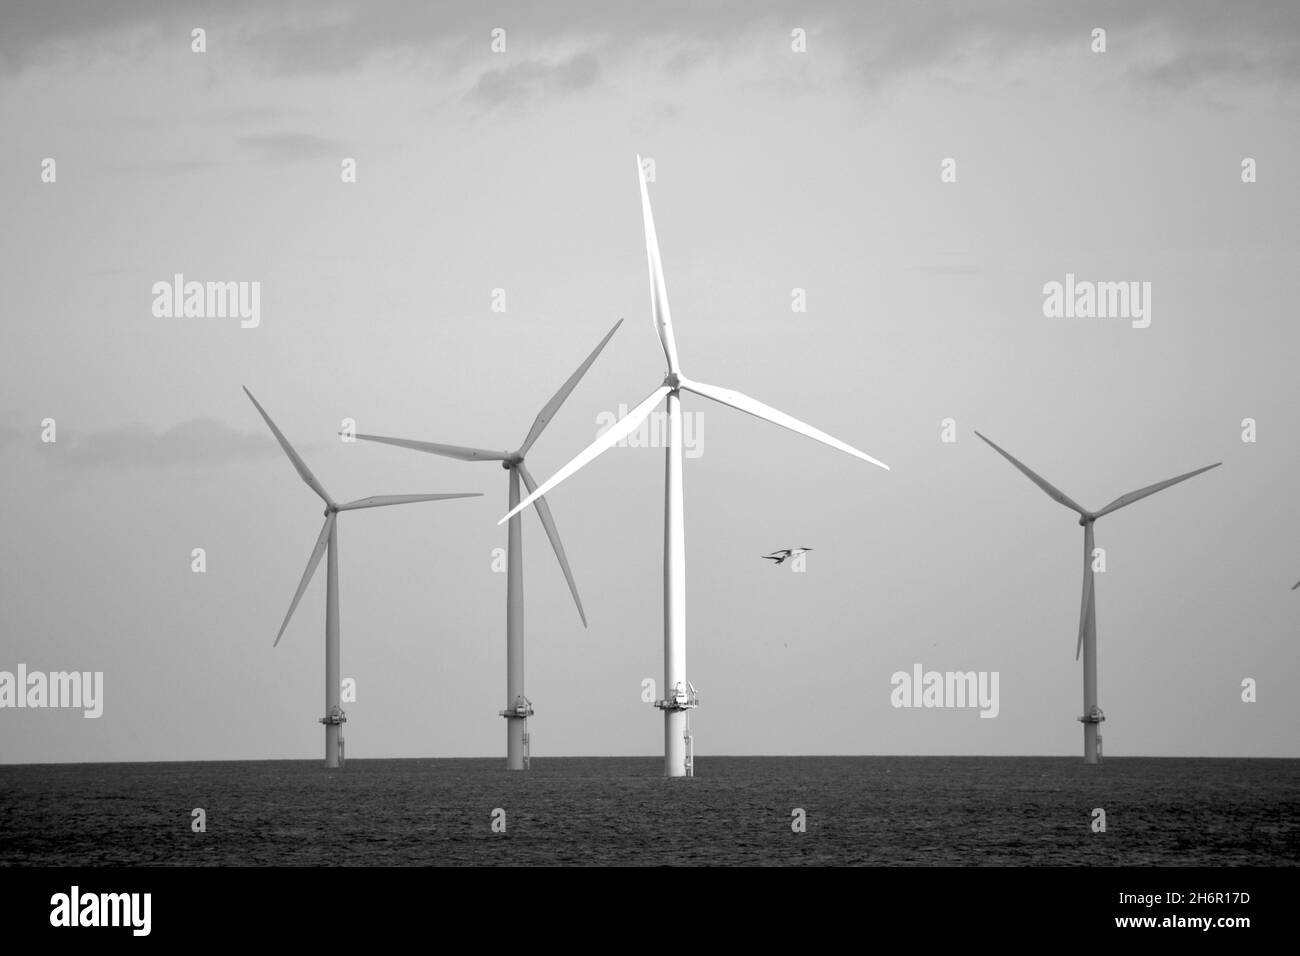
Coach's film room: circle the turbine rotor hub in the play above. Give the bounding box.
[663,372,681,390]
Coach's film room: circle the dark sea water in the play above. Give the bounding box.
[1,757,1296,866]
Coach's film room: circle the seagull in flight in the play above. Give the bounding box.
[762,548,812,565]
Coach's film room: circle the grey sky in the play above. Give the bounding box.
[1,0,1297,763]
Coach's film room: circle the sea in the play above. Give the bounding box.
[1,757,1296,866]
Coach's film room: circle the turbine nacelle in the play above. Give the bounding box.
[498,159,890,528]
[346,318,624,635]
[976,430,1220,680]
[244,386,481,648]
[494,157,889,776]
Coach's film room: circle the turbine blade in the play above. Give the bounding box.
[336,493,482,511]
[636,154,681,375]
[973,431,1087,517]
[1093,462,1221,519]
[353,433,510,462]
[1078,524,1094,661]
[499,384,672,525]
[244,387,332,505]
[518,462,587,627]
[519,319,625,455]
[1292,579,1300,591]
[275,514,334,647]
[680,378,889,470]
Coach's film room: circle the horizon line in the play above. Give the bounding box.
[2,753,1295,768]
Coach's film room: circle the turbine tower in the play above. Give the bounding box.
[244,387,481,768]
[349,319,623,770]
[502,157,889,777]
[975,431,1220,764]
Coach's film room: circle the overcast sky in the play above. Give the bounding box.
[1,0,1297,763]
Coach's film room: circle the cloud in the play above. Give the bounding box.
[0,0,1297,96]
[467,52,600,106]
[53,418,287,469]
[1131,44,1300,90]
[834,1,1300,92]
[239,132,344,162]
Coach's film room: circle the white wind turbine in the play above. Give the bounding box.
[975,431,1220,764]
[501,156,890,777]
[349,319,623,770]
[245,387,481,768]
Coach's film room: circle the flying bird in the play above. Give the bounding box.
[763,548,812,565]
[497,157,888,777]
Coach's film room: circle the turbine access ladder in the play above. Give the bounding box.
[321,705,347,768]
[1078,705,1105,764]
[655,681,700,777]
[500,696,534,770]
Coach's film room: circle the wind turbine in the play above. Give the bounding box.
[975,431,1220,764]
[244,387,481,768]
[501,156,890,778]
[348,319,623,771]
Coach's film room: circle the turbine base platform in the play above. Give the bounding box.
[654,683,700,712]
[319,708,347,726]
[1077,707,1106,724]
[500,696,534,719]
